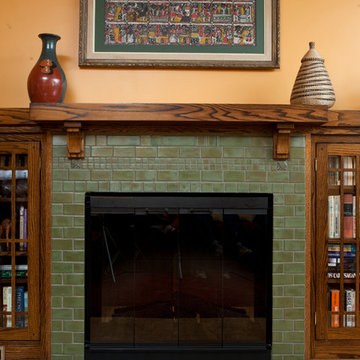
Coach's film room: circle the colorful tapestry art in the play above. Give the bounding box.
[104,0,256,47]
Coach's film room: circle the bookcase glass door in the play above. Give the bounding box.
[0,144,39,340]
[316,144,360,340]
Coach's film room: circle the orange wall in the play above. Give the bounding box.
[1,0,360,109]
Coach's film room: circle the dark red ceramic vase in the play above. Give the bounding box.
[27,33,67,103]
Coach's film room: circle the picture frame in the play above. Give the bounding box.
[79,0,279,68]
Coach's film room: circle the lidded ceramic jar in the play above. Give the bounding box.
[290,42,335,108]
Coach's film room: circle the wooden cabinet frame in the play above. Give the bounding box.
[310,136,360,359]
[0,121,52,359]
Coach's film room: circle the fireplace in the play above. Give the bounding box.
[85,193,273,360]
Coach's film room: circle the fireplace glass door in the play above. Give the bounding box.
[85,193,272,360]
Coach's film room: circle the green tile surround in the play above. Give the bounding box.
[51,134,306,360]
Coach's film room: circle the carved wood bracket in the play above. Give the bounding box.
[273,123,295,160]
[64,122,84,159]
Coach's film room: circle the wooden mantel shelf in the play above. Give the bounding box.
[28,103,329,160]
[29,103,328,124]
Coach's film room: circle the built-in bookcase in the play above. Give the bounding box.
[316,143,360,342]
[0,143,39,341]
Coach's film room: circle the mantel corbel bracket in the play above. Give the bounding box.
[64,122,84,159]
[273,123,295,160]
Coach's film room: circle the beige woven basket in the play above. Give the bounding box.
[290,42,335,108]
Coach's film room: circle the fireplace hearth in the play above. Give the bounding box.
[85,193,273,360]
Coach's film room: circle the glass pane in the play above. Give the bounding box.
[344,156,356,186]
[16,203,27,246]
[15,170,28,199]
[328,287,340,328]
[0,155,11,168]
[2,286,12,328]
[328,243,340,279]
[178,213,222,346]
[0,170,12,200]
[344,193,356,239]
[222,213,268,344]
[15,254,28,329]
[89,214,136,344]
[344,287,356,327]
[133,213,178,345]
[328,156,341,186]
[15,155,27,168]
[344,244,356,279]
[328,195,340,239]
[16,170,28,244]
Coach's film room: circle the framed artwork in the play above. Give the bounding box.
[79,0,279,68]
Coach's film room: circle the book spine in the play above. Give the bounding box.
[344,194,354,238]
[2,286,8,327]
[328,196,334,238]
[344,289,356,327]
[19,206,24,251]
[24,291,28,312]
[15,286,25,327]
[335,195,340,238]
[330,289,340,327]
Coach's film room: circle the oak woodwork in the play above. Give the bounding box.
[6,105,360,359]
[0,137,42,358]
[273,123,295,159]
[311,137,360,359]
[30,103,329,123]
[0,109,30,125]
[40,132,52,360]
[64,122,84,159]
[29,103,329,160]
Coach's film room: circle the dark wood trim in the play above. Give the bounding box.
[40,131,52,360]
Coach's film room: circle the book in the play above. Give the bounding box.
[344,194,355,238]
[15,286,25,327]
[330,289,340,328]
[3,286,11,328]
[19,206,24,250]
[24,291,28,312]
[328,195,340,238]
[344,289,356,327]
[0,265,28,279]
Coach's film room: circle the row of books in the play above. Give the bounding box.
[0,265,28,279]
[328,194,356,239]
[2,286,28,328]
[329,288,356,327]
[328,243,356,279]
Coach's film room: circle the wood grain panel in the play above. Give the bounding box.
[0,108,31,124]
[40,132,52,360]
[30,103,329,124]
[0,342,40,359]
